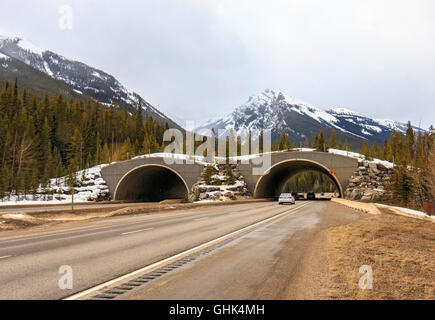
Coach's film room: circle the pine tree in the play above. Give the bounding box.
[278,132,290,150]
[135,101,145,146]
[15,171,25,201]
[67,158,78,211]
[361,140,370,159]
[304,138,312,148]
[0,166,10,200]
[314,131,326,152]
[328,129,337,149]
[343,140,349,151]
[0,167,8,201]
[224,164,236,185]
[101,143,110,163]
[405,121,416,164]
[390,165,414,206]
[202,165,218,185]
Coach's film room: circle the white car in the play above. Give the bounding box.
[278,193,295,205]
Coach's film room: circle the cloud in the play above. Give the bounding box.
[0,0,434,128]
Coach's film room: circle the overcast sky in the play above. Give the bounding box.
[1,0,434,128]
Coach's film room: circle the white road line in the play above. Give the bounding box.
[121,228,154,235]
[0,255,11,260]
[64,201,311,300]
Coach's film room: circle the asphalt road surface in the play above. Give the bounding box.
[0,202,151,214]
[0,201,360,299]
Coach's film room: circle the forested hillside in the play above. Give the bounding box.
[0,80,169,198]
[275,126,435,213]
[0,79,433,212]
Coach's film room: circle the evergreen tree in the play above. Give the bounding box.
[202,165,218,185]
[0,166,9,201]
[314,131,326,151]
[343,140,349,151]
[135,101,145,147]
[101,143,110,163]
[328,129,337,149]
[361,140,370,158]
[278,132,290,150]
[224,164,236,185]
[405,121,416,164]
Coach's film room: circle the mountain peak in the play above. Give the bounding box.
[0,34,181,129]
[197,89,422,148]
[0,35,45,56]
[328,107,364,117]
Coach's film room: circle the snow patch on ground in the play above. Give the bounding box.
[375,203,434,221]
[0,52,10,60]
[17,38,45,56]
[0,164,110,206]
[327,148,394,168]
[0,148,396,205]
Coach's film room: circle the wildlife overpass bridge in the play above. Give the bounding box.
[100,151,358,202]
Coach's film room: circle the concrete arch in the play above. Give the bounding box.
[113,164,189,202]
[253,159,343,199]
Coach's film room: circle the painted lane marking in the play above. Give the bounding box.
[121,228,154,235]
[64,201,311,300]
[0,202,271,244]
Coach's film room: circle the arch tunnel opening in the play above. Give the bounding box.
[114,165,189,202]
[254,160,343,199]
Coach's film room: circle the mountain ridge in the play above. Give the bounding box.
[0,35,181,129]
[197,89,423,148]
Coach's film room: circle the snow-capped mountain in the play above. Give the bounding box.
[0,35,180,128]
[198,89,422,147]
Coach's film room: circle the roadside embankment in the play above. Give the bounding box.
[327,212,435,299]
[332,198,435,222]
[331,198,381,215]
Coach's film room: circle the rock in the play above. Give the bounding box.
[96,191,111,202]
[349,189,363,200]
[206,186,221,192]
[350,176,362,183]
[368,163,378,170]
[199,193,208,200]
[197,186,207,193]
[361,190,376,201]
[209,194,220,200]
[376,163,387,171]
[227,186,243,192]
[188,193,197,202]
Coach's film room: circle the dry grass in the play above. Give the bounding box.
[327,210,435,299]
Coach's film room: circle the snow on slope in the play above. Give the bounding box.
[198,89,423,145]
[0,35,179,127]
[0,148,395,205]
[0,52,10,60]
[0,164,110,205]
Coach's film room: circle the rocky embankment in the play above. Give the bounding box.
[344,161,394,201]
[189,163,251,202]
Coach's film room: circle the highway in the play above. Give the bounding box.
[0,201,360,300]
[0,201,154,214]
